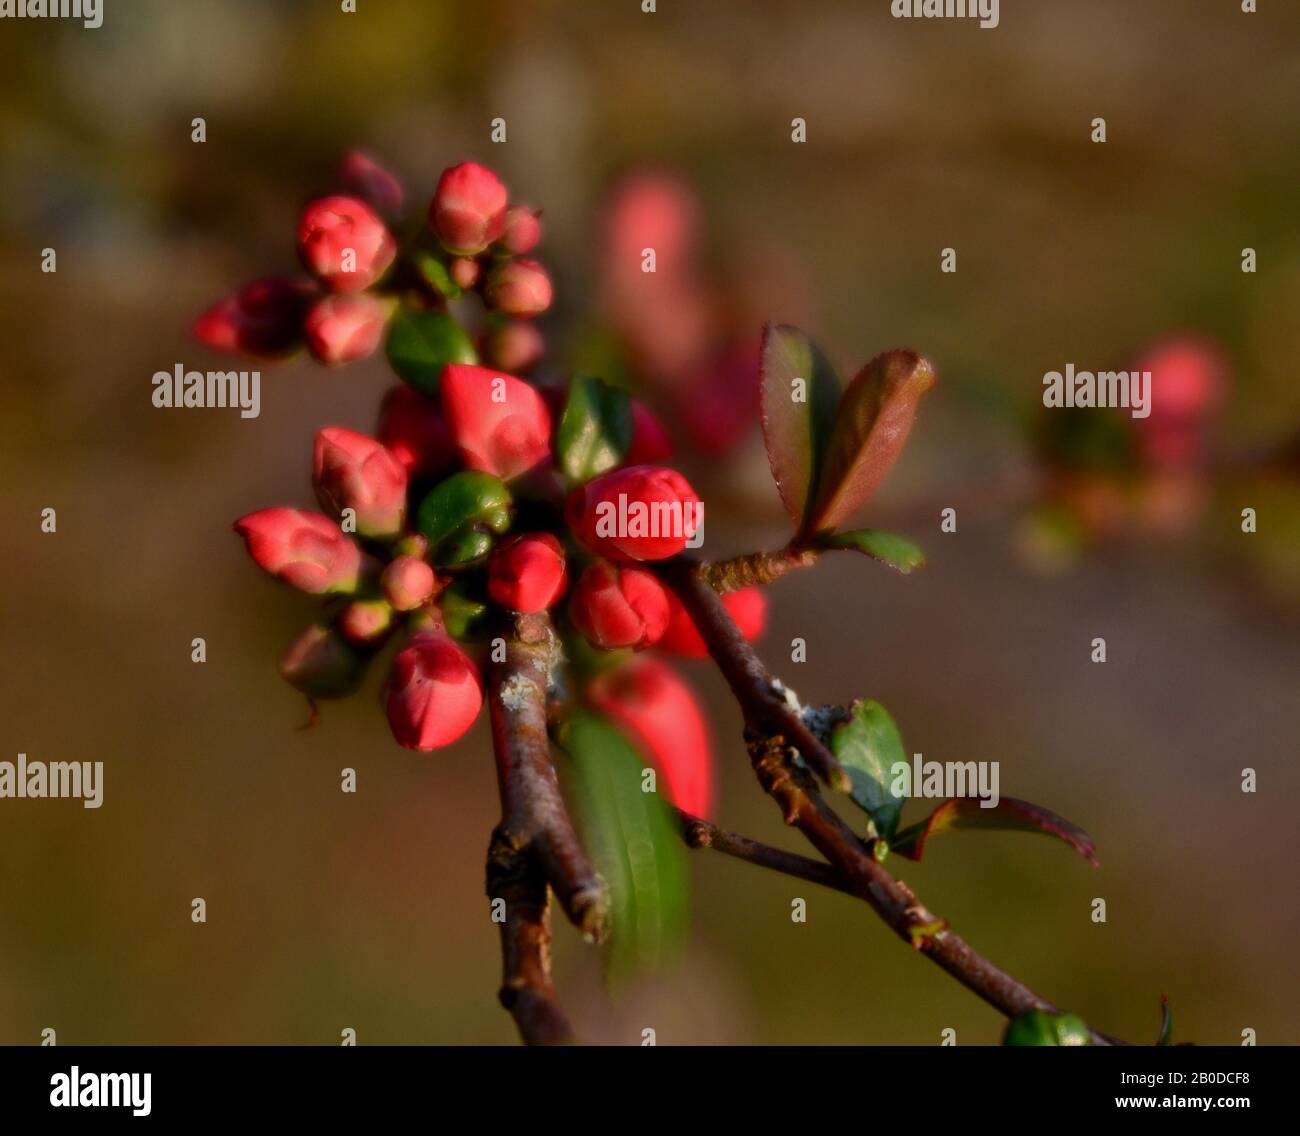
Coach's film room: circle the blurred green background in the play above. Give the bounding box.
[1,0,1297,1045]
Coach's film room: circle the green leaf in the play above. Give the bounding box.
[557,375,633,485]
[803,349,936,537]
[384,307,477,395]
[890,796,1099,867]
[415,471,512,566]
[412,251,462,300]
[759,324,842,530]
[830,700,907,841]
[821,528,926,574]
[1003,1010,1091,1046]
[554,709,689,984]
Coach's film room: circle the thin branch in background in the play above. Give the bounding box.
[657,555,1123,1046]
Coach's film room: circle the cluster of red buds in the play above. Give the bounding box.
[200,155,1140,1047]
[194,153,550,372]
[202,155,768,819]
[1027,334,1231,560]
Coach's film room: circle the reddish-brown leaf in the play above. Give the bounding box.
[802,349,936,538]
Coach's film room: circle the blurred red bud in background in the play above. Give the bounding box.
[192,276,315,359]
[304,294,389,365]
[430,161,508,255]
[659,585,766,659]
[339,149,405,218]
[297,194,396,293]
[485,257,553,317]
[588,656,713,818]
[500,205,542,255]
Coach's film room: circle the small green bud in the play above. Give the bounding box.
[1003,1010,1091,1046]
[416,471,513,567]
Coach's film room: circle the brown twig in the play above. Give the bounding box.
[659,559,850,793]
[486,830,573,1045]
[700,546,820,593]
[657,555,1121,1046]
[486,611,607,1043]
[677,809,855,895]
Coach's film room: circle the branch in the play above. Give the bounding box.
[700,546,819,593]
[486,830,573,1044]
[659,560,850,793]
[676,809,855,895]
[486,611,607,1043]
[657,556,1121,1046]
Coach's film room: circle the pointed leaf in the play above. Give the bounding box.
[1157,996,1173,1046]
[830,700,907,841]
[384,307,478,395]
[412,251,462,300]
[557,375,633,486]
[759,324,842,529]
[555,709,688,984]
[890,796,1098,866]
[822,528,926,574]
[804,349,936,537]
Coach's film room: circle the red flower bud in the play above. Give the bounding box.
[382,554,437,612]
[589,657,713,818]
[1133,336,1228,468]
[312,426,408,539]
[659,586,766,658]
[280,624,364,698]
[484,257,553,317]
[297,194,396,293]
[570,561,669,650]
[377,386,455,479]
[193,276,314,359]
[623,399,673,465]
[440,363,552,480]
[233,507,361,594]
[483,320,545,374]
[500,205,541,255]
[384,632,483,751]
[430,161,507,256]
[304,294,389,365]
[566,465,703,562]
[487,533,567,613]
[337,598,395,646]
[339,149,405,218]
[450,256,481,290]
